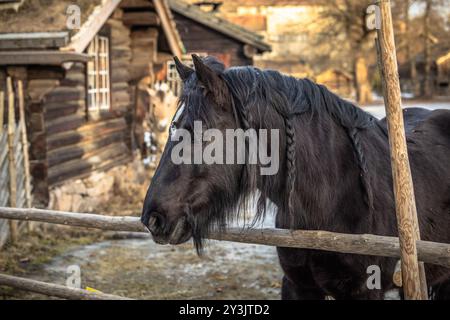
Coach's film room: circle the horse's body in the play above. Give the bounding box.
[142,56,450,299]
[278,107,450,299]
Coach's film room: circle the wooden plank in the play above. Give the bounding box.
[48,154,131,188]
[0,133,8,169]
[0,273,132,300]
[44,86,85,103]
[47,131,125,167]
[45,114,85,135]
[0,52,91,66]
[122,11,160,26]
[27,66,65,81]
[375,0,427,300]
[48,143,129,185]
[44,100,84,121]
[61,0,122,54]
[120,0,154,9]
[6,77,17,242]
[0,32,69,50]
[1,207,450,269]
[46,118,127,150]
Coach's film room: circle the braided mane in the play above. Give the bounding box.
[221,65,376,225]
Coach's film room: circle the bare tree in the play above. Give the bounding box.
[420,0,448,97]
[404,0,419,95]
[422,0,435,97]
[316,0,376,104]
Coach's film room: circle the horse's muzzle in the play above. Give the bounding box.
[142,212,192,245]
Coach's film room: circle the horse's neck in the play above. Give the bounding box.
[284,114,372,229]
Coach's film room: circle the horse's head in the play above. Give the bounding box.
[141,55,246,251]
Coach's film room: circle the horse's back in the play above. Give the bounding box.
[416,108,450,141]
[409,109,450,244]
[378,107,434,133]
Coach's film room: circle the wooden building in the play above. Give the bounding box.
[168,0,271,67]
[398,50,448,96]
[437,51,450,95]
[0,0,184,206]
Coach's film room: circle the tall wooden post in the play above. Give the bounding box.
[375,0,427,300]
[7,77,18,243]
[17,80,33,232]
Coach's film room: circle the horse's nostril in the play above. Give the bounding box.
[148,215,158,230]
[147,212,165,233]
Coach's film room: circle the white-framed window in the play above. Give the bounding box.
[87,35,111,112]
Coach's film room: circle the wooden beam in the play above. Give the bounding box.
[120,0,154,9]
[153,0,184,57]
[0,273,132,300]
[0,51,91,66]
[375,0,427,300]
[61,0,122,54]
[0,32,69,50]
[122,11,160,26]
[0,207,449,269]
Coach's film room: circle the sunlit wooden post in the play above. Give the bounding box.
[375,0,427,300]
[7,77,18,243]
[17,80,33,232]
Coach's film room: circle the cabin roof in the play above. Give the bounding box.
[0,0,184,61]
[168,0,271,53]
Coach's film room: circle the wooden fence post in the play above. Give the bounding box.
[375,0,427,300]
[17,80,33,232]
[0,91,4,131]
[6,77,18,243]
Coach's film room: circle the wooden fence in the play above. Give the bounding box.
[0,78,32,247]
[0,206,449,300]
[0,207,449,268]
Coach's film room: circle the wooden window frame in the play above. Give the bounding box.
[86,35,111,116]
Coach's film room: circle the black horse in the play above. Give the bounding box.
[141,55,450,300]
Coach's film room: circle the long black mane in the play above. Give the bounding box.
[180,58,378,250]
[226,65,376,225]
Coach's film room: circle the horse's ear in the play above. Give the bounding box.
[192,54,227,106]
[174,56,194,81]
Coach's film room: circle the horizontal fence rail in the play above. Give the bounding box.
[0,273,132,300]
[0,207,449,268]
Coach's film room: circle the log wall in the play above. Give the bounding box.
[26,10,137,205]
[5,6,169,206]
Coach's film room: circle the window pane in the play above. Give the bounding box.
[87,35,110,113]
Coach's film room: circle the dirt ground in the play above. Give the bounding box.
[0,167,282,300]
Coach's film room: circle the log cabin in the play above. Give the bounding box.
[0,0,185,207]
[168,0,271,68]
